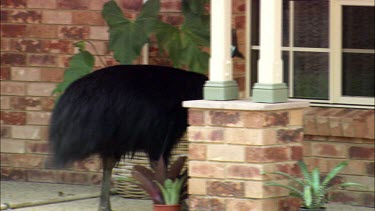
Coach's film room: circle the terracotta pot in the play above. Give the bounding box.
[300,207,326,211]
[153,204,181,211]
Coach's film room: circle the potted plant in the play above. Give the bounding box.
[130,156,188,211]
[263,160,366,211]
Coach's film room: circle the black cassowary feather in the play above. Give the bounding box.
[49,65,207,167]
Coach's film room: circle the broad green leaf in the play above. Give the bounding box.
[311,168,320,194]
[52,50,94,96]
[298,160,312,185]
[102,0,159,64]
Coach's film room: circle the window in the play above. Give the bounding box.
[248,0,374,107]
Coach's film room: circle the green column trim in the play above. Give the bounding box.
[252,83,288,103]
[203,80,239,101]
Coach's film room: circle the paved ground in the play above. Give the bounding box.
[1,181,372,211]
[0,181,152,211]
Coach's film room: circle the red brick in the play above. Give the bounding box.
[1,10,10,22]
[1,125,11,138]
[88,26,108,40]
[277,128,303,143]
[89,0,108,10]
[8,10,42,23]
[304,115,317,135]
[10,97,41,110]
[188,109,205,125]
[27,169,59,183]
[40,97,55,110]
[0,111,26,125]
[1,167,27,181]
[291,145,303,160]
[189,161,225,178]
[159,0,181,12]
[42,10,72,24]
[349,146,374,160]
[72,11,105,25]
[26,111,51,125]
[43,40,74,54]
[227,164,264,180]
[311,143,347,158]
[234,15,246,29]
[232,0,246,13]
[189,197,225,211]
[11,67,41,81]
[0,0,26,8]
[28,54,57,67]
[26,142,49,154]
[40,68,64,82]
[189,144,207,160]
[278,197,301,211]
[0,67,10,80]
[207,181,244,197]
[1,53,26,66]
[57,0,90,9]
[1,96,11,110]
[3,154,45,168]
[209,110,241,126]
[73,157,102,172]
[1,24,26,37]
[159,14,184,26]
[0,82,26,95]
[26,25,58,38]
[58,26,89,39]
[246,146,290,163]
[1,38,11,51]
[27,83,56,96]
[11,39,43,53]
[27,0,57,8]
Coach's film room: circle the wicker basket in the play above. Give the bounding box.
[113,138,188,199]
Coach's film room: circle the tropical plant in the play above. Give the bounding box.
[130,156,188,205]
[52,0,209,98]
[263,160,366,209]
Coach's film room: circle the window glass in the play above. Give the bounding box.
[343,6,374,49]
[293,52,329,99]
[294,0,329,48]
[342,53,375,97]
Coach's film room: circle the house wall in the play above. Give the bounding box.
[0,0,373,209]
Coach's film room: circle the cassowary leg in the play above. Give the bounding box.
[99,156,116,211]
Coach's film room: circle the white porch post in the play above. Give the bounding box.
[204,0,239,100]
[252,0,288,103]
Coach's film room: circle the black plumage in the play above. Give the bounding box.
[49,65,207,211]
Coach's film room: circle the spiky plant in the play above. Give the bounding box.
[263,160,366,209]
[130,156,188,205]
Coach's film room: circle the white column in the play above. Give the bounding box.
[209,0,232,81]
[258,0,283,84]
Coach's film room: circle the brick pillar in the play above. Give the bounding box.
[183,100,309,211]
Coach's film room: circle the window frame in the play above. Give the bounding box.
[246,0,375,108]
[330,0,375,105]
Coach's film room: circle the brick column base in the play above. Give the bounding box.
[183,100,309,211]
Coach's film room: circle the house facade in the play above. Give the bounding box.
[0,0,373,210]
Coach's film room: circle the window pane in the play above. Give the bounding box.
[342,53,375,97]
[250,50,259,88]
[294,0,329,48]
[282,0,289,47]
[282,51,289,85]
[250,0,260,46]
[293,52,329,99]
[343,6,374,49]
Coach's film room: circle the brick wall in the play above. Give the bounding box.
[303,107,374,209]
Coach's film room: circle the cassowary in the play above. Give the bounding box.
[49,65,207,211]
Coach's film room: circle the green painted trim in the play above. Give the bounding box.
[252,83,288,103]
[204,80,239,100]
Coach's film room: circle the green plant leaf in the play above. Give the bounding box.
[52,50,94,96]
[262,171,305,187]
[298,160,312,186]
[321,161,348,188]
[265,182,303,198]
[102,0,159,64]
[311,168,321,195]
[303,186,312,208]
